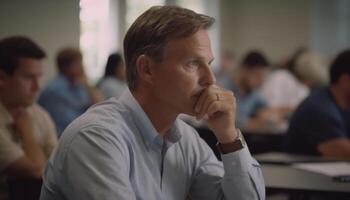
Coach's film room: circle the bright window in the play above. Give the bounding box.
[79,0,218,81]
[80,0,112,82]
[126,0,165,29]
[177,0,204,13]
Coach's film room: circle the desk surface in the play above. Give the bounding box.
[262,164,350,196]
[255,152,350,165]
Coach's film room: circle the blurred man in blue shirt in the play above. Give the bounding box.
[287,50,350,157]
[38,48,102,135]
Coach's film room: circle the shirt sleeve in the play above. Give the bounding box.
[0,129,24,172]
[57,126,136,200]
[189,132,265,200]
[220,147,265,200]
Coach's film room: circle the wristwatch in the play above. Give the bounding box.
[216,129,246,154]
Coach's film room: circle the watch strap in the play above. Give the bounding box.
[216,129,244,154]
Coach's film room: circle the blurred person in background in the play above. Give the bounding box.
[0,36,57,200]
[287,49,350,157]
[97,53,127,99]
[294,51,329,90]
[227,50,276,131]
[261,48,309,115]
[38,48,103,136]
[261,49,329,126]
[215,50,236,89]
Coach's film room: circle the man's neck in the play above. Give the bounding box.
[0,99,22,117]
[132,89,177,137]
[330,85,349,111]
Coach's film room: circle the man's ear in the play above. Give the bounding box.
[136,54,155,85]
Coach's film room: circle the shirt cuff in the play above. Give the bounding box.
[221,146,253,176]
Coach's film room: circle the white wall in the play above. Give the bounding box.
[0,0,80,85]
[1,0,348,81]
[220,0,312,64]
[311,0,350,59]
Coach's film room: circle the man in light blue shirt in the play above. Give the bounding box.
[40,6,265,200]
[38,74,90,134]
[38,48,102,135]
[227,51,269,129]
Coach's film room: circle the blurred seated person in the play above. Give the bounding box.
[0,36,57,199]
[228,50,282,131]
[97,53,127,99]
[287,49,350,158]
[215,50,236,89]
[38,48,103,136]
[261,48,309,115]
[294,51,329,90]
[261,49,329,124]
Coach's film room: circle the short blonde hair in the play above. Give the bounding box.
[123,6,214,90]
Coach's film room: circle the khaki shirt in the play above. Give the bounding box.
[0,103,58,199]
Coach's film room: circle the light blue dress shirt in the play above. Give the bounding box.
[40,89,265,200]
[38,75,91,136]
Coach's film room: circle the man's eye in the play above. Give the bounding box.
[187,60,200,69]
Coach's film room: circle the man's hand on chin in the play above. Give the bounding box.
[193,85,238,143]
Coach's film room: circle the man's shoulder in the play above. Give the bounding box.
[176,119,197,136]
[296,88,336,115]
[65,99,132,138]
[291,88,341,126]
[40,76,68,94]
[174,119,205,148]
[49,101,133,174]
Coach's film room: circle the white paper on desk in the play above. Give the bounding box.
[292,162,350,176]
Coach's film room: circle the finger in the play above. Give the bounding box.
[194,87,214,114]
[195,86,221,118]
[198,93,218,118]
[194,90,206,114]
[194,85,227,119]
[207,100,233,117]
[207,100,222,117]
[208,93,235,116]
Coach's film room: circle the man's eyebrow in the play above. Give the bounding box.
[193,55,214,64]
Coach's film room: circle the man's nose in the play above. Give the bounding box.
[199,64,216,87]
[31,78,40,92]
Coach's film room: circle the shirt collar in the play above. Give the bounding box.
[119,88,182,150]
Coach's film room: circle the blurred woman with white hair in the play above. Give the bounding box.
[260,49,329,130]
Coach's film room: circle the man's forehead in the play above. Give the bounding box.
[16,58,43,73]
[165,30,213,58]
